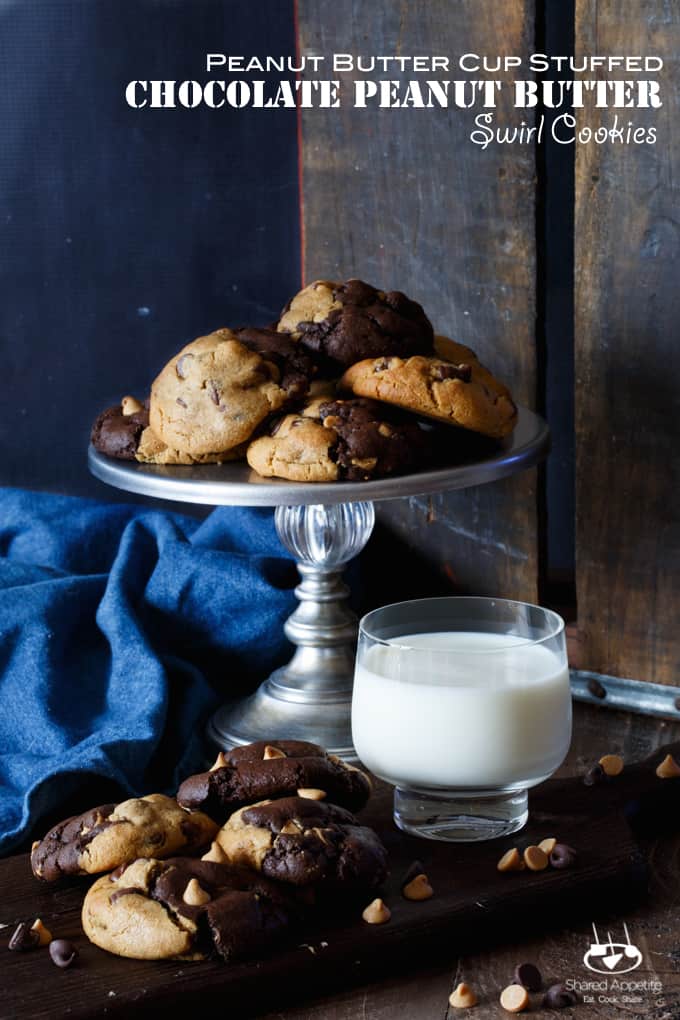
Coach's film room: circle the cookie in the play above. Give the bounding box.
[216,796,388,892]
[31,794,218,881]
[177,740,371,819]
[90,396,150,460]
[149,328,312,457]
[277,278,434,371]
[434,334,514,401]
[135,426,247,465]
[340,354,517,439]
[82,856,295,961]
[247,396,432,482]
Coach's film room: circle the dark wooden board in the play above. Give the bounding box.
[296,0,539,602]
[574,0,680,684]
[5,740,680,1020]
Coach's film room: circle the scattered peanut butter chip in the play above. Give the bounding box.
[402,873,433,901]
[449,982,478,1008]
[209,751,228,772]
[263,745,287,760]
[538,837,557,855]
[297,788,327,801]
[500,984,530,1013]
[121,395,143,416]
[361,898,391,924]
[31,841,40,852]
[656,753,680,779]
[280,820,301,835]
[497,848,525,873]
[523,846,549,872]
[30,918,52,946]
[599,753,624,777]
[183,878,211,906]
[201,841,227,864]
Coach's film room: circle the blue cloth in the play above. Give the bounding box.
[0,489,297,855]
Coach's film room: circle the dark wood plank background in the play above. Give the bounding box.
[297,0,539,603]
[574,0,680,685]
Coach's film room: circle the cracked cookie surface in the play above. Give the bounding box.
[81,856,296,961]
[150,328,312,456]
[31,794,218,881]
[277,278,434,371]
[217,796,388,892]
[340,353,517,439]
[247,396,432,482]
[177,740,371,820]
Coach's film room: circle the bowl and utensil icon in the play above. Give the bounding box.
[584,922,643,974]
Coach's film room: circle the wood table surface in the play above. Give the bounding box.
[263,703,680,1020]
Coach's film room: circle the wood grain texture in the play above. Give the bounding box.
[296,0,539,601]
[575,0,680,684]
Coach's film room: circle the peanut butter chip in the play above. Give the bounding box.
[500,984,529,1013]
[31,841,40,852]
[599,753,624,777]
[449,982,478,1009]
[201,841,228,864]
[538,837,557,855]
[263,745,287,760]
[297,788,327,801]
[280,821,302,835]
[402,873,433,901]
[362,898,391,925]
[209,751,228,772]
[497,848,525,873]
[183,878,211,906]
[121,395,143,416]
[523,846,549,871]
[656,753,680,779]
[30,918,52,946]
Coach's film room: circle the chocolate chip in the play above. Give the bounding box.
[175,354,193,379]
[430,362,472,383]
[587,677,607,699]
[401,860,426,890]
[176,397,187,408]
[542,983,578,1008]
[373,358,391,372]
[49,939,78,968]
[513,962,542,991]
[583,762,607,786]
[8,922,39,952]
[208,381,221,405]
[550,844,578,870]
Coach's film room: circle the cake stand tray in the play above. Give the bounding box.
[88,406,550,758]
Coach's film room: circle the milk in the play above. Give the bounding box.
[352,631,571,790]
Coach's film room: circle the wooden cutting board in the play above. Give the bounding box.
[2,741,679,1020]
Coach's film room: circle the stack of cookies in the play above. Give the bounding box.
[91,278,517,483]
[29,740,387,963]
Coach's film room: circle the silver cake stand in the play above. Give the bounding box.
[88,406,549,760]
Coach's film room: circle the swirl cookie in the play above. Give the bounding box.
[177,740,371,820]
[215,796,388,893]
[149,328,314,457]
[277,278,434,371]
[82,856,295,961]
[340,354,517,439]
[247,396,432,482]
[31,794,218,881]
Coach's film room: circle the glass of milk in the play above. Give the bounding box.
[352,597,570,841]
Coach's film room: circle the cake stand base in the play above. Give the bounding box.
[206,501,375,760]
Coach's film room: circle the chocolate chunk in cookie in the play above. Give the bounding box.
[150,328,310,457]
[234,327,317,403]
[177,740,371,820]
[340,353,517,439]
[91,397,149,460]
[82,856,297,961]
[31,794,218,881]
[216,796,388,893]
[278,279,434,371]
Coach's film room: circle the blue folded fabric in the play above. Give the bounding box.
[0,488,298,855]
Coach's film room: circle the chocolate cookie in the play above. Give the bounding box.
[177,740,371,820]
[90,396,150,460]
[82,856,296,961]
[277,279,434,371]
[247,396,431,483]
[217,796,388,892]
[31,794,218,881]
[150,328,312,457]
[340,354,517,439]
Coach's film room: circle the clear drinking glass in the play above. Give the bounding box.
[351,597,570,841]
